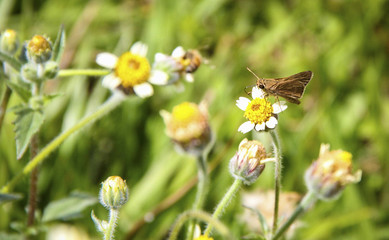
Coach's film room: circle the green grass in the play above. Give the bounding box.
[0,0,388,239]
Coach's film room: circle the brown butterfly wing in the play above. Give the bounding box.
[266,71,313,104]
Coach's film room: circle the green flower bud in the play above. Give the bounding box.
[43,61,59,79]
[26,35,52,63]
[304,144,362,200]
[99,176,129,209]
[21,63,40,83]
[229,138,267,185]
[0,29,19,55]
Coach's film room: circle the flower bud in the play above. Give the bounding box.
[99,176,129,209]
[26,35,52,63]
[0,29,19,55]
[21,63,40,83]
[305,144,362,200]
[160,101,212,156]
[229,138,267,185]
[43,61,59,79]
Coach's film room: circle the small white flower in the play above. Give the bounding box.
[236,87,287,134]
[96,42,157,98]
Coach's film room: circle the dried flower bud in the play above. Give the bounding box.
[229,138,267,185]
[26,35,52,63]
[160,101,212,156]
[0,29,19,55]
[305,144,362,200]
[99,176,129,209]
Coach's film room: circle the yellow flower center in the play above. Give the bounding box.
[28,35,51,55]
[114,52,150,87]
[243,98,273,125]
[172,102,202,127]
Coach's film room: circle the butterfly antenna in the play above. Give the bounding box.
[246,67,260,79]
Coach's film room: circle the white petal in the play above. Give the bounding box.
[238,121,255,134]
[272,101,288,114]
[102,74,121,90]
[133,82,153,98]
[251,86,265,99]
[130,42,148,57]
[96,53,118,69]
[149,70,169,85]
[265,116,278,129]
[255,122,266,131]
[172,46,185,58]
[154,53,169,62]
[236,97,250,111]
[185,73,194,82]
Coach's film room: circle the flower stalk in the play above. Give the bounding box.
[203,178,243,236]
[272,191,317,240]
[269,130,282,236]
[58,69,110,77]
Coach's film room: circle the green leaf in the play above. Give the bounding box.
[52,25,66,63]
[0,193,23,204]
[0,50,23,71]
[42,192,98,222]
[14,107,44,159]
[5,80,31,103]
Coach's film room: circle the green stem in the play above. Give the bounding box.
[272,191,317,240]
[203,178,243,236]
[169,210,232,240]
[269,130,282,236]
[105,208,119,240]
[58,69,110,77]
[187,153,209,240]
[0,93,125,193]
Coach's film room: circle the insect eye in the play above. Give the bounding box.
[259,85,265,89]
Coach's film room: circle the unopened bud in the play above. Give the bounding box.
[26,35,52,63]
[304,144,361,200]
[0,29,19,54]
[99,176,129,209]
[229,138,267,185]
[160,101,212,156]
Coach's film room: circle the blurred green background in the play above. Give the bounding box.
[0,0,388,239]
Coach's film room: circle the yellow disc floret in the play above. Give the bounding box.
[114,52,151,87]
[243,98,273,125]
[172,102,202,127]
[28,35,51,55]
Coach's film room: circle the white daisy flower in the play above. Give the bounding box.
[236,86,287,134]
[96,42,156,98]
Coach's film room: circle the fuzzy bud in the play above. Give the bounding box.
[0,29,19,55]
[26,35,52,63]
[229,138,267,185]
[160,101,212,156]
[305,144,362,200]
[99,176,129,209]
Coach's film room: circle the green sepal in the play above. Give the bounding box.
[0,193,23,204]
[14,106,44,159]
[42,192,98,222]
[243,204,270,236]
[52,25,66,63]
[0,50,23,71]
[5,79,31,103]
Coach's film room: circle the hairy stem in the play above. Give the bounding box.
[270,130,282,236]
[27,134,39,226]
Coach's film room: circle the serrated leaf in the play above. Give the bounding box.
[0,50,23,71]
[14,107,44,159]
[5,80,31,103]
[52,25,66,63]
[0,193,23,204]
[243,204,269,236]
[42,192,98,222]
